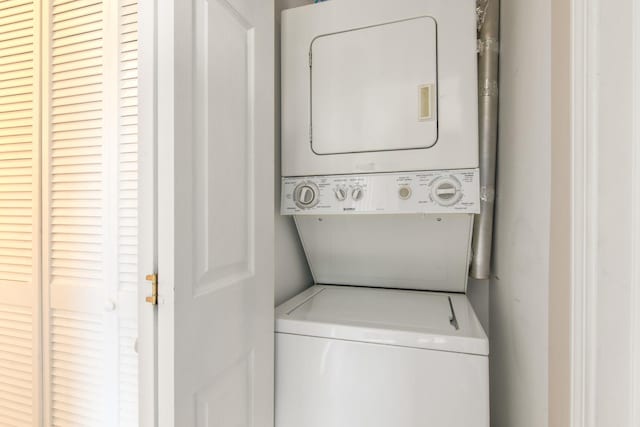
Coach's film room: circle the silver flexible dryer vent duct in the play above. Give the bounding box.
[471,0,500,279]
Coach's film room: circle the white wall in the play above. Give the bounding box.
[468,279,489,334]
[590,0,639,422]
[490,0,551,426]
[274,0,314,306]
[592,2,636,422]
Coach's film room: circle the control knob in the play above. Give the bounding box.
[351,186,364,201]
[334,186,347,201]
[293,181,320,209]
[431,177,462,206]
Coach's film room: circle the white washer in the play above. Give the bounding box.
[275,285,489,427]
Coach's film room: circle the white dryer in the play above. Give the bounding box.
[277,0,489,426]
[281,0,478,176]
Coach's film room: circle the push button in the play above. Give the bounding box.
[398,186,412,200]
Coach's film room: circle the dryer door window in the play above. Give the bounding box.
[310,16,438,155]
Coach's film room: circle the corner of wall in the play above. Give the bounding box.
[490,0,552,425]
[548,0,572,425]
[274,0,315,306]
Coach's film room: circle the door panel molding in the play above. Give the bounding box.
[570,0,640,425]
[192,0,256,297]
[569,2,599,423]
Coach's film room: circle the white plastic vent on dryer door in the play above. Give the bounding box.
[311,17,438,155]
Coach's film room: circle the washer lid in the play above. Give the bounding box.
[275,285,488,356]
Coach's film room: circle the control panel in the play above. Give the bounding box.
[281,169,480,215]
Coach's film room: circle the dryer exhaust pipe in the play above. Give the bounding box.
[471,0,500,279]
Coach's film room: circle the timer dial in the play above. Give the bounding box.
[431,177,463,206]
[293,181,319,209]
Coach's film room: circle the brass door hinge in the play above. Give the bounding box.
[145,273,158,305]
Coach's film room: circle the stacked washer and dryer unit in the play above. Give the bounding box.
[276,0,489,426]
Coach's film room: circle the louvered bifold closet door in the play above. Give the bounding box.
[0,1,41,426]
[42,0,139,426]
[116,0,139,425]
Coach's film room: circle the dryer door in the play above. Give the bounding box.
[311,17,438,155]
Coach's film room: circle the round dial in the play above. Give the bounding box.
[398,186,412,200]
[334,186,347,201]
[351,186,364,201]
[293,181,319,209]
[431,177,463,206]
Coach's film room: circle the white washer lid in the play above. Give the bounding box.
[275,285,488,356]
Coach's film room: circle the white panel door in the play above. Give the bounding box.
[154,0,274,425]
